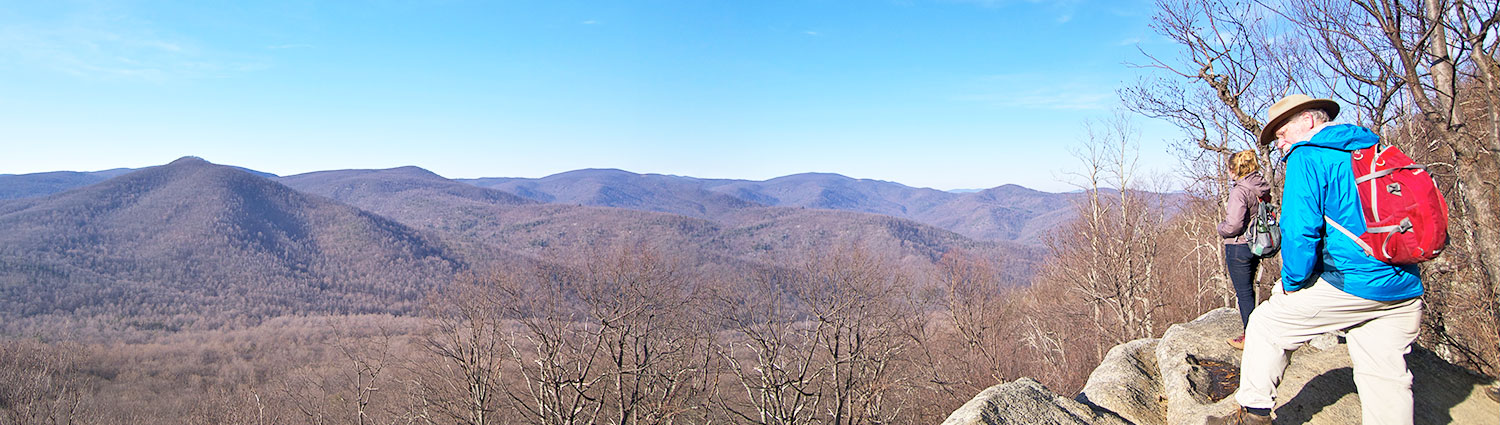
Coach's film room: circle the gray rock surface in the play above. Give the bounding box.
[949,307,1500,424]
[940,378,1130,425]
[1079,339,1165,425]
[1153,307,1498,425]
[1153,308,1248,425]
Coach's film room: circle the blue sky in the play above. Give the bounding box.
[0,0,1180,192]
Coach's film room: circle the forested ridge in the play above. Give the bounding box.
[0,156,1061,424]
[0,157,462,334]
[0,156,1041,338]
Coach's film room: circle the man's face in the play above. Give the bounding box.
[1274,113,1311,152]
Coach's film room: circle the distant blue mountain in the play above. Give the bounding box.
[0,158,1038,333]
[1,160,277,200]
[6,161,1173,246]
[0,168,135,200]
[462,170,1091,244]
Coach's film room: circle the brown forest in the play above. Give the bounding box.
[3,0,1499,424]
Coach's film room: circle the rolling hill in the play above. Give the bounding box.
[0,168,136,200]
[6,165,1089,246]
[284,166,1029,275]
[0,157,462,333]
[0,159,1077,334]
[464,169,1081,244]
[464,168,762,218]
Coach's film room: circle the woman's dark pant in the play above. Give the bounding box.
[1224,243,1260,328]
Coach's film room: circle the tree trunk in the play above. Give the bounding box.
[1448,140,1500,323]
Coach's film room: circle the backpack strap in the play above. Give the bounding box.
[1325,216,1411,261]
[1324,216,1375,257]
[1258,199,1276,225]
[1354,164,1425,184]
[1367,218,1412,235]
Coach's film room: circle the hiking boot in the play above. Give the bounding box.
[1227,334,1246,350]
[1205,407,1271,425]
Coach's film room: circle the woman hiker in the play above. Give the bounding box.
[1218,150,1271,349]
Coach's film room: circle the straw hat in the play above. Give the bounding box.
[1259,94,1340,146]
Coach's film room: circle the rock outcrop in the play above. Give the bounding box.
[940,378,1130,425]
[943,308,1499,425]
[1078,339,1165,425]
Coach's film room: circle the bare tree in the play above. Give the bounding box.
[710,268,825,425]
[1120,0,1300,221]
[791,245,925,425]
[492,264,606,425]
[420,274,511,425]
[0,340,94,425]
[572,246,718,425]
[930,249,1018,394]
[1016,113,1205,393]
[425,247,719,425]
[336,328,392,425]
[1051,114,1171,348]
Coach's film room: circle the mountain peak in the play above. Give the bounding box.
[767,172,854,184]
[973,184,1046,200]
[548,168,639,180]
[168,156,211,166]
[383,166,444,180]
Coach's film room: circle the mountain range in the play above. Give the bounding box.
[6,162,1087,244]
[462,169,1078,244]
[0,157,1089,333]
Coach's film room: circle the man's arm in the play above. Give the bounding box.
[1280,150,1324,290]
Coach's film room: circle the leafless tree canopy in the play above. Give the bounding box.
[1128,0,1499,374]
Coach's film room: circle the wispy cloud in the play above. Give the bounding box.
[582,20,598,25]
[989,91,1112,110]
[0,7,263,82]
[804,30,820,36]
[941,0,1081,23]
[266,43,314,50]
[955,73,1115,110]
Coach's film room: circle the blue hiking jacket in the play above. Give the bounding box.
[1280,124,1423,301]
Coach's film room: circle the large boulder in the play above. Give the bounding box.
[1077,307,1499,425]
[940,377,1131,425]
[945,306,1500,424]
[1078,338,1166,425]
[1151,308,1248,425]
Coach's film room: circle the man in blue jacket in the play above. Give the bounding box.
[1209,94,1424,425]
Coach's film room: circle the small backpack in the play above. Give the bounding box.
[1323,144,1449,264]
[1248,195,1280,258]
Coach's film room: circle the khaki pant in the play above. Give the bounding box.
[1235,277,1423,425]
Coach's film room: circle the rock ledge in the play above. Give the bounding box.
[942,308,1499,425]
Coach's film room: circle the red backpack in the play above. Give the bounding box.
[1323,144,1449,264]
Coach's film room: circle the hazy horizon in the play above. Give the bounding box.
[0,0,1182,192]
[2,155,1084,194]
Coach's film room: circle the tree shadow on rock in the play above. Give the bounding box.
[1274,366,1355,424]
[1407,347,1488,425]
[1273,347,1484,425]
